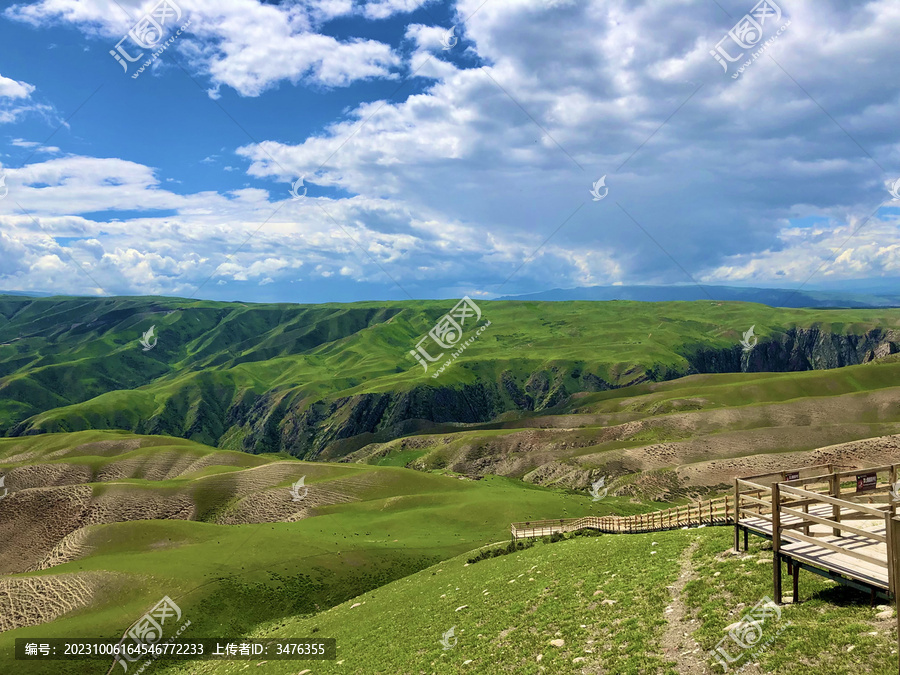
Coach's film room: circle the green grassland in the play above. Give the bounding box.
[345,356,900,496]
[154,528,897,675]
[3,297,900,674]
[2,295,899,457]
[0,432,657,674]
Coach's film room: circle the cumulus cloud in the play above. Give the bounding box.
[6,0,403,96]
[0,71,54,125]
[0,154,612,296]
[234,0,900,291]
[3,0,900,299]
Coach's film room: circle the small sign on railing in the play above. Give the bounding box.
[783,471,799,481]
[856,472,877,493]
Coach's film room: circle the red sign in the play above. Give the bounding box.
[783,471,800,482]
[856,472,877,493]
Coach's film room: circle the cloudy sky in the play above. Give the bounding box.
[0,0,898,303]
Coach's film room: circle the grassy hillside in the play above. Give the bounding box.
[1,296,898,460]
[155,527,898,674]
[0,431,655,674]
[346,357,900,499]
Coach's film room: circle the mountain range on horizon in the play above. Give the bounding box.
[497,284,900,308]
[4,283,900,308]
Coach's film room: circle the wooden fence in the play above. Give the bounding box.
[510,495,733,539]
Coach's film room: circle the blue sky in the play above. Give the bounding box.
[0,0,898,303]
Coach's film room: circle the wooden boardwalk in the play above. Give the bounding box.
[511,462,900,602]
[735,463,900,603]
[511,462,900,666]
[510,496,734,539]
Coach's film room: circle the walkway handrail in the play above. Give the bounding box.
[510,495,733,539]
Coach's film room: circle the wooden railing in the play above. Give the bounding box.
[733,464,849,551]
[770,463,900,595]
[510,462,900,672]
[510,495,734,539]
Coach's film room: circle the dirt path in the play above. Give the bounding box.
[661,538,710,674]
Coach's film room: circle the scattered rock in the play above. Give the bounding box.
[876,608,894,620]
[550,639,565,648]
[456,605,468,612]
[350,603,361,608]
[536,654,543,662]
[593,590,603,596]
[601,599,617,606]
[573,657,586,663]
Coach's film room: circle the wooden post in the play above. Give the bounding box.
[885,510,896,598]
[830,472,841,537]
[889,516,900,672]
[891,464,898,519]
[734,479,740,552]
[772,482,783,604]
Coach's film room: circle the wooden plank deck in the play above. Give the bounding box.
[511,463,899,598]
[781,533,888,589]
[741,505,890,588]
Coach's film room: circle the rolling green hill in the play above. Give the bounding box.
[0,431,651,674]
[3,294,900,674]
[1,295,898,464]
[159,528,896,674]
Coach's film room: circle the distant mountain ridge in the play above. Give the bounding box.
[1,295,899,461]
[497,285,900,308]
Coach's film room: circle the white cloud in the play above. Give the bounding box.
[6,0,402,96]
[0,72,53,125]
[363,0,431,20]
[0,73,35,99]
[4,0,900,298]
